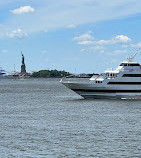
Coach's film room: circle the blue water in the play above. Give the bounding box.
[0,78,141,158]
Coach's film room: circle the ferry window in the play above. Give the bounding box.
[96,81,102,83]
[123,74,141,77]
[119,63,140,66]
[130,64,140,66]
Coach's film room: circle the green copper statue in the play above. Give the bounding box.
[21,52,26,73]
[21,52,25,65]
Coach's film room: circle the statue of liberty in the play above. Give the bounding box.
[21,52,25,65]
[21,52,26,73]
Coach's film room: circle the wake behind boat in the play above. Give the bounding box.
[61,54,141,99]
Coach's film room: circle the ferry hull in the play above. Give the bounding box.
[61,82,141,99]
[74,91,141,99]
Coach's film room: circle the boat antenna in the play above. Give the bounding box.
[127,49,140,62]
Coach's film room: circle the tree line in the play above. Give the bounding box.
[32,70,71,78]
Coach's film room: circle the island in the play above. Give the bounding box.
[31,70,94,78]
[32,70,71,78]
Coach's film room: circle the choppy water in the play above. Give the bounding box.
[0,78,141,158]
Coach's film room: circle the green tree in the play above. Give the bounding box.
[32,70,71,78]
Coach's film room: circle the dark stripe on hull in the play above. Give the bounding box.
[72,89,141,93]
[81,94,141,99]
[81,95,119,99]
[108,82,141,85]
[122,74,141,77]
[73,91,141,99]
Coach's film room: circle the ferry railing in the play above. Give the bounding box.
[60,77,90,83]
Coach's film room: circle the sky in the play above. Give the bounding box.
[1,0,141,74]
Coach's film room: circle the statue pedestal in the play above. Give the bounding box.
[21,64,26,74]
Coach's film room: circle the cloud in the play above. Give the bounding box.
[7,29,28,38]
[98,50,105,54]
[74,33,131,56]
[75,33,131,45]
[66,24,76,28]
[96,35,131,45]
[43,30,48,33]
[41,50,47,54]
[80,46,104,53]
[122,45,128,48]
[80,49,86,53]
[108,49,127,55]
[114,49,127,54]
[78,40,95,45]
[11,6,35,14]
[1,0,141,35]
[131,42,141,48]
[73,31,94,41]
[90,46,104,50]
[2,49,8,53]
[114,35,131,43]
[96,40,111,45]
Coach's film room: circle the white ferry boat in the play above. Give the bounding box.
[61,54,141,99]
